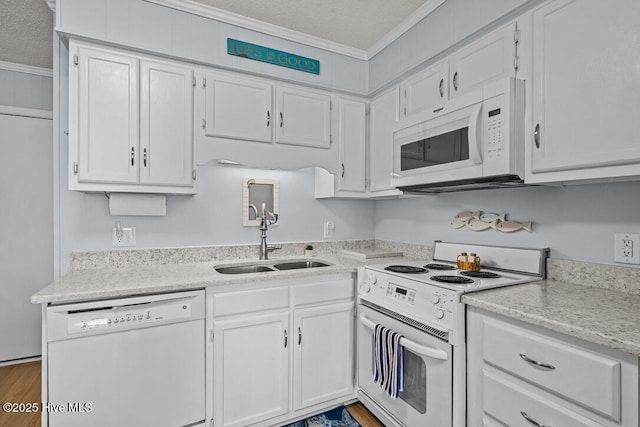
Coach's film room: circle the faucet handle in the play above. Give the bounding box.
[267,211,279,225]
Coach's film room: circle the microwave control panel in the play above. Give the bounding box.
[486,107,504,158]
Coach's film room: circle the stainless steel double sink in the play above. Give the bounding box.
[214,259,332,274]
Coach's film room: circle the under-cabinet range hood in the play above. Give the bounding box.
[392,79,530,194]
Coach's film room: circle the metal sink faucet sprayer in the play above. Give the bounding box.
[258,203,280,260]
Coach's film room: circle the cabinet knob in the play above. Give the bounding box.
[453,72,459,91]
[534,123,541,149]
[284,330,288,348]
[280,112,284,128]
[298,327,302,345]
[341,163,345,178]
[143,148,147,167]
[131,147,135,166]
[439,78,444,97]
[266,111,270,127]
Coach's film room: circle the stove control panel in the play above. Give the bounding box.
[360,268,458,330]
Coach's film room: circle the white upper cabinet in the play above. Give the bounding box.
[276,86,332,149]
[336,98,367,193]
[399,21,519,120]
[203,71,273,143]
[71,44,139,185]
[68,40,196,194]
[449,22,518,99]
[140,60,194,186]
[400,59,448,118]
[528,0,640,183]
[369,87,401,193]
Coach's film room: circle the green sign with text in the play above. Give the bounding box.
[227,38,320,75]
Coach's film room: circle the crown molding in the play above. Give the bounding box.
[0,61,53,77]
[48,0,443,60]
[144,0,369,60]
[367,0,447,58]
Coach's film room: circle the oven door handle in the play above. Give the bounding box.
[359,315,449,361]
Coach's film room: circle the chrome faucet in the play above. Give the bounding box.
[258,203,280,260]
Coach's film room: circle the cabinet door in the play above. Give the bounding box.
[369,88,400,192]
[337,98,366,192]
[400,59,448,118]
[293,302,355,411]
[71,43,139,184]
[204,71,273,143]
[531,0,640,174]
[276,86,332,148]
[449,22,517,99]
[140,60,194,186]
[213,311,289,427]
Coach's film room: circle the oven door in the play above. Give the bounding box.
[392,93,483,188]
[357,303,453,427]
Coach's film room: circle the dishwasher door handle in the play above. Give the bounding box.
[359,314,449,361]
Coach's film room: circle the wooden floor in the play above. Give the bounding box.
[346,402,385,427]
[0,361,41,427]
[0,361,382,427]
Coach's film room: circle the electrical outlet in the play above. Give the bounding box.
[113,227,136,247]
[614,233,640,264]
[323,221,335,239]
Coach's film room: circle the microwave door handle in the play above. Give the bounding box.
[359,314,449,361]
[468,102,483,165]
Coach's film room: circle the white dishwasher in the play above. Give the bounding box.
[45,290,205,427]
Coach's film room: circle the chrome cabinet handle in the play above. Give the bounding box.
[284,330,288,348]
[520,353,555,370]
[433,107,444,114]
[130,147,135,166]
[453,72,459,91]
[534,123,541,148]
[298,327,302,345]
[267,111,270,127]
[280,112,283,128]
[439,78,444,97]
[520,411,550,427]
[143,148,147,167]
[341,163,345,178]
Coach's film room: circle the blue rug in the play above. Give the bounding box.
[282,406,361,427]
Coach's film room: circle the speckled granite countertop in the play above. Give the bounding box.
[463,279,640,357]
[32,240,430,305]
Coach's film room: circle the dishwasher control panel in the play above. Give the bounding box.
[67,300,192,334]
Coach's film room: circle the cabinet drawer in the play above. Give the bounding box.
[213,286,289,317]
[484,318,621,420]
[483,371,603,427]
[292,279,353,306]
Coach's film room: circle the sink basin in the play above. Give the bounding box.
[273,260,331,270]
[215,265,275,274]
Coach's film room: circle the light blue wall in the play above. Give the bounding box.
[58,163,375,274]
[57,0,368,95]
[375,182,640,265]
[0,70,53,111]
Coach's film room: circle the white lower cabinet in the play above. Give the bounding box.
[467,307,639,427]
[293,301,355,410]
[207,274,356,427]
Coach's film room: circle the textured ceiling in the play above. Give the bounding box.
[1,0,429,69]
[0,0,54,69]
[192,0,429,50]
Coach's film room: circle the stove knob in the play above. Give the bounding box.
[432,294,441,304]
[371,276,378,285]
[435,309,445,319]
[364,284,372,293]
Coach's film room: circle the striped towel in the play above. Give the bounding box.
[373,324,404,398]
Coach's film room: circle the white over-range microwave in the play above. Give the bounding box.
[392,78,525,193]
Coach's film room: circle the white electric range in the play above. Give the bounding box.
[357,241,549,427]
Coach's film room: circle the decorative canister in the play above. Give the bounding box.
[465,253,481,271]
[456,252,468,269]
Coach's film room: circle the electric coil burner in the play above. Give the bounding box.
[430,275,475,285]
[384,265,428,274]
[460,270,502,278]
[424,263,456,270]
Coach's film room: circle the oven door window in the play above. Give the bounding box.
[400,128,469,172]
[398,347,427,414]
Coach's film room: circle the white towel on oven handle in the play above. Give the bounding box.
[373,324,404,398]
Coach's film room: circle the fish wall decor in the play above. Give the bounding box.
[450,211,532,233]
